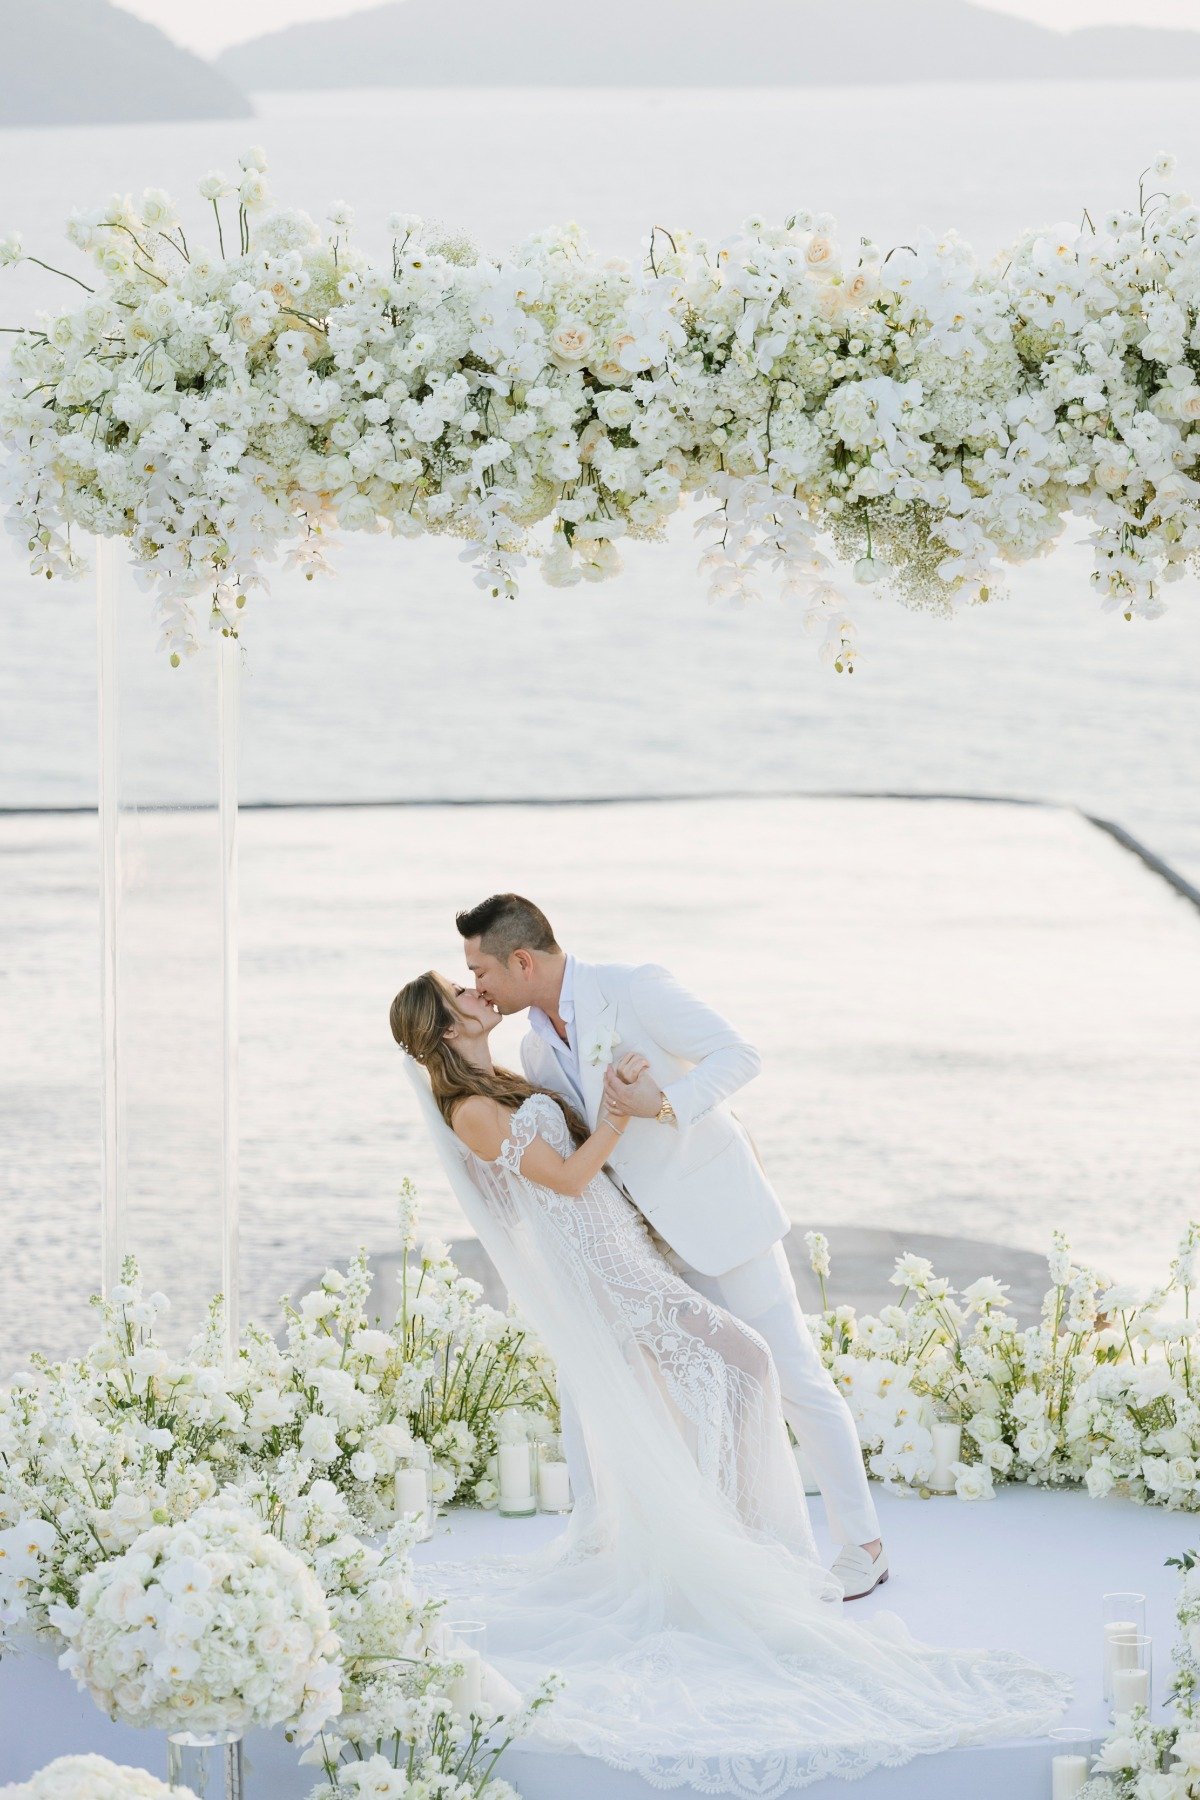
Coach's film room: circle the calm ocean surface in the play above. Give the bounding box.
[1,84,1199,1371]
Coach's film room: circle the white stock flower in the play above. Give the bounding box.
[804,1232,831,1280]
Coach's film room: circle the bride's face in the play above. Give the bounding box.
[437,974,501,1042]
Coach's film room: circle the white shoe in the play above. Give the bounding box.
[830,1542,889,1601]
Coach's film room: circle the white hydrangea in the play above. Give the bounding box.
[0,1756,189,1799]
[51,1503,342,1738]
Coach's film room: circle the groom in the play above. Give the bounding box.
[457,891,887,1598]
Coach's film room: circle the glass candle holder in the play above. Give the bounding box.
[537,1447,573,1513]
[1101,1593,1147,1703]
[394,1464,433,1539]
[167,1730,244,1800]
[1047,1727,1094,1800]
[1109,1634,1152,1721]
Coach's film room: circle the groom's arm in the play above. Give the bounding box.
[624,963,762,1130]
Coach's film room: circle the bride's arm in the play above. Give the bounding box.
[451,1096,629,1198]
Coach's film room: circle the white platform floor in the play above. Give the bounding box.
[0,1483,1187,1798]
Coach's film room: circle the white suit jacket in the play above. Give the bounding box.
[520,959,790,1277]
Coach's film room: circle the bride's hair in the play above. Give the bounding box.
[389,971,590,1147]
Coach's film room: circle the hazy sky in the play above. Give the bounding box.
[121,0,1200,57]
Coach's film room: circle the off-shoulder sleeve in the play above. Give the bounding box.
[497,1098,542,1173]
[496,1093,565,1172]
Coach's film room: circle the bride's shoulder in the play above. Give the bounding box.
[448,1094,510,1161]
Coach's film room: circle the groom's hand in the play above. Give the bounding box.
[603,1055,663,1119]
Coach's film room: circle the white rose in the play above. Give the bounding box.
[299,1414,339,1463]
[968,1414,1002,1444]
[953,1462,994,1501]
[842,267,879,307]
[239,173,270,212]
[814,284,846,323]
[247,1389,295,1430]
[804,233,838,274]
[549,317,595,363]
[300,1296,338,1324]
[595,389,637,429]
[350,1328,394,1364]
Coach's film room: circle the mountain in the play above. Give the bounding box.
[214,0,1200,90]
[0,0,252,125]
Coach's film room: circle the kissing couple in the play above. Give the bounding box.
[390,892,1069,1793]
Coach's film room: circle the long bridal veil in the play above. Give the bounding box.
[400,1056,1070,1796]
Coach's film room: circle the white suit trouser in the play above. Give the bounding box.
[558,1240,880,1548]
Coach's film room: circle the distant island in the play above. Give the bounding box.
[215,0,1200,89]
[1,0,251,126]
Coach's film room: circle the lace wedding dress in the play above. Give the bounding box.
[402,1060,1070,1796]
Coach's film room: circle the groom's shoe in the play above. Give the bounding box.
[831,1542,889,1601]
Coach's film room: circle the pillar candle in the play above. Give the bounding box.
[1112,1666,1150,1713]
[449,1647,483,1718]
[1051,1754,1090,1800]
[538,1459,571,1511]
[1103,1620,1140,1699]
[395,1466,428,1522]
[928,1421,962,1492]
[498,1441,534,1504]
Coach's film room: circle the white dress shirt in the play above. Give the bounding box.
[527,954,586,1112]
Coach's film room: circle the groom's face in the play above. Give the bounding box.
[463,938,532,1016]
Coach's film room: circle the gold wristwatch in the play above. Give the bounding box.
[655,1091,677,1127]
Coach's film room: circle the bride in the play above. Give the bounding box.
[389,969,1071,1795]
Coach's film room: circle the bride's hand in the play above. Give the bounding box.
[599,1101,630,1137]
[603,1054,663,1120]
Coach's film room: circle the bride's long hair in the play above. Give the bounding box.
[390,971,590,1147]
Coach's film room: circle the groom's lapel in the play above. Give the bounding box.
[573,961,615,1128]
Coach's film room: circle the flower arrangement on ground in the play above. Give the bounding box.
[1080,1547,1200,1796]
[50,1502,341,1738]
[804,1223,1200,1506]
[0,1187,559,1794]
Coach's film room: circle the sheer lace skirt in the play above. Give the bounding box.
[413,1086,1071,1796]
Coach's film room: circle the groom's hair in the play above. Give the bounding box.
[456,893,559,961]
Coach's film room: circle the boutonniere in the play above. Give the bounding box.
[585,1023,620,1068]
